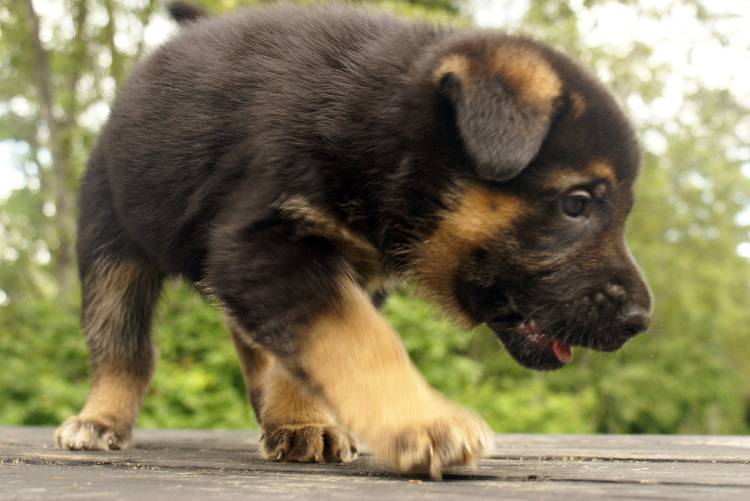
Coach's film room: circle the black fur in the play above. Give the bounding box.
[78,3,650,378]
[166,1,207,24]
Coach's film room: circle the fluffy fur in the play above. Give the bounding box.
[57,3,651,479]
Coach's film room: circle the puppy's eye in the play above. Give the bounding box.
[562,190,592,218]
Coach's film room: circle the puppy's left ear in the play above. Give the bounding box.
[436,53,562,182]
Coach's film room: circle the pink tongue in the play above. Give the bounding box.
[552,340,572,364]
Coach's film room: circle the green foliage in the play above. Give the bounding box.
[143,285,254,429]
[1,0,749,435]
[0,282,255,429]
[0,296,87,425]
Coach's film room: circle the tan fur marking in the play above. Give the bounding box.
[56,259,159,450]
[411,184,524,323]
[493,47,561,111]
[541,169,590,190]
[433,54,471,83]
[78,372,147,428]
[275,196,383,291]
[228,320,270,404]
[260,362,336,427]
[83,261,149,347]
[300,279,491,476]
[56,372,146,450]
[542,162,617,191]
[587,162,616,182]
[302,280,447,433]
[571,92,587,117]
[227,317,335,427]
[228,318,356,462]
[79,260,154,426]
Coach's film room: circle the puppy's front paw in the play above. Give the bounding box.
[377,408,492,480]
[54,416,131,451]
[261,423,358,463]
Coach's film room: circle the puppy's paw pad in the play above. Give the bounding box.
[382,411,492,479]
[261,424,358,463]
[54,416,130,451]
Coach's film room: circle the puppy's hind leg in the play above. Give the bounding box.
[229,323,357,463]
[55,258,162,450]
[55,163,162,450]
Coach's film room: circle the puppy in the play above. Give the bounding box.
[55,3,651,479]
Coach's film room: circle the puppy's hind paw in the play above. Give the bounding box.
[261,423,358,463]
[54,416,131,451]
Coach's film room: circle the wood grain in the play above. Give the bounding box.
[2,427,749,499]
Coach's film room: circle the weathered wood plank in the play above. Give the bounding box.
[491,433,750,463]
[6,463,750,501]
[2,427,750,500]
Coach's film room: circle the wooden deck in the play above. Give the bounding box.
[2,427,750,499]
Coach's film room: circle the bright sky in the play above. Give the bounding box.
[0,142,26,197]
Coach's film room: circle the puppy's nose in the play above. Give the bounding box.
[620,304,650,337]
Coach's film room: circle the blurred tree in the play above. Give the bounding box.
[2,0,160,297]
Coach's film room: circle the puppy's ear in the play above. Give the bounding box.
[436,52,561,182]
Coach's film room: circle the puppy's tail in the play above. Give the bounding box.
[167,1,208,25]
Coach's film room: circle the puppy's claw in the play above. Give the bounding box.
[261,424,357,463]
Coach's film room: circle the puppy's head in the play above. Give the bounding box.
[412,33,652,370]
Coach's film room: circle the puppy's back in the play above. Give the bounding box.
[95,5,439,277]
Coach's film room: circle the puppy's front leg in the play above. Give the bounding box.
[300,279,492,478]
[209,218,490,478]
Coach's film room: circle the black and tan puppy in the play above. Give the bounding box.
[55,2,652,478]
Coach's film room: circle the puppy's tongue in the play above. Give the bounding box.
[552,340,572,364]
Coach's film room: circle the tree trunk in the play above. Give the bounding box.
[21,0,77,294]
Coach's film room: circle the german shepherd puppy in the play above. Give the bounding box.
[55,3,651,479]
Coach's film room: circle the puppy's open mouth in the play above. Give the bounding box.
[488,310,572,371]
